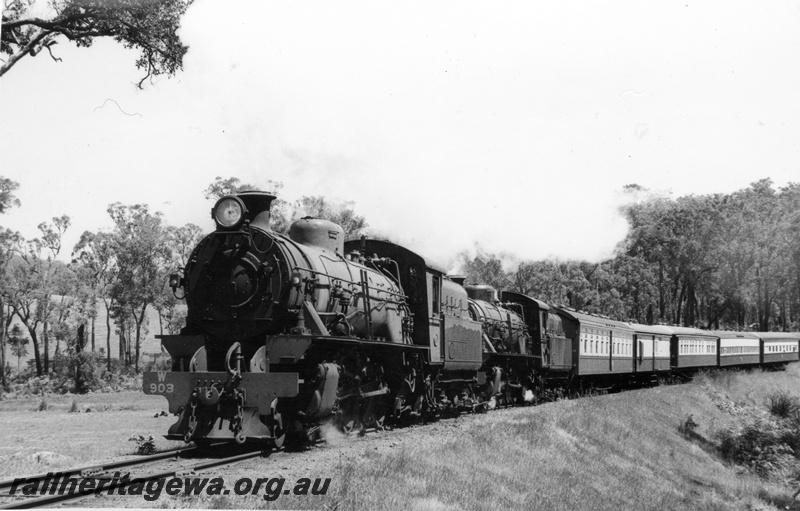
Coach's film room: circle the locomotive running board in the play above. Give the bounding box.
[263,334,430,364]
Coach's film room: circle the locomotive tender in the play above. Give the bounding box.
[144,191,800,446]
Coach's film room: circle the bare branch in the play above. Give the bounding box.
[44,40,61,62]
[0,30,51,77]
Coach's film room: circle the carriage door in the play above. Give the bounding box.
[636,335,646,371]
[428,274,444,363]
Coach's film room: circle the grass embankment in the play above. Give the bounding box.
[267,364,800,511]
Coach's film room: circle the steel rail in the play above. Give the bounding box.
[0,445,196,492]
[0,448,263,509]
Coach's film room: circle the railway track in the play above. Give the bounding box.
[0,445,266,509]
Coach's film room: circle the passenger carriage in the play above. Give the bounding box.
[713,331,761,368]
[757,332,800,365]
[627,323,672,374]
[670,326,718,370]
[556,308,635,376]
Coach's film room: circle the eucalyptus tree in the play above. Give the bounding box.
[0,177,21,387]
[8,216,71,376]
[107,203,171,371]
[72,230,119,371]
[1,0,194,87]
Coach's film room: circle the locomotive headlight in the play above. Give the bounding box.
[212,196,245,229]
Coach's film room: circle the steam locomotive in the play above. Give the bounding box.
[143,191,800,447]
[143,192,540,446]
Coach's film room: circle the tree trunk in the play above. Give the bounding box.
[134,303,148,372]
[125,321,131,366]
[782,300,787,331]
[658,262,665,321]
[755,266,763,330]
[53,337,59,374]
[104,300,112,372]
[135,323,141,373]
[0,301,5,390]
[75,324,85,393]
[91,316,95,352]
[686,280,696,326]
[29,327,42,376]
[119,327,126,367]
[43,321,49,374]
[761,279,771,331]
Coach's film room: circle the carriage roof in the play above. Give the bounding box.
[555,308,634,331]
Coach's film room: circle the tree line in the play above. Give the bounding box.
[459,179,800,332]
[0,176,368,392]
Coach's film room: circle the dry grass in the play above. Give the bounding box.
[0,391,182,479]
[308,364,800,511]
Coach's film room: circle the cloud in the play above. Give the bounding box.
[170,0,657,265]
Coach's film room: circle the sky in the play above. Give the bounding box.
[2,0,800,270]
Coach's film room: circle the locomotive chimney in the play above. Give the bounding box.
[237,191,277,231]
